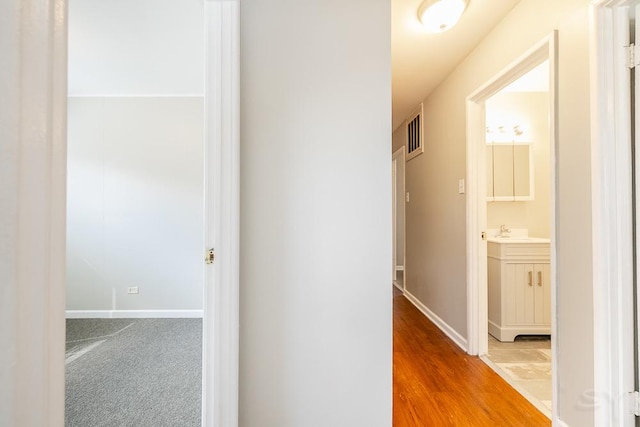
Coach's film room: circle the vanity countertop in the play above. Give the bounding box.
[487,237,550,244]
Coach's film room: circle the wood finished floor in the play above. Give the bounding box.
[393,287,550,426]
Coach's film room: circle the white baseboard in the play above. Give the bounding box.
[403,290,468,351]
[393,281,404,292]
[65,310,203,319]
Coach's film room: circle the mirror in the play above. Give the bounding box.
[486,142,534,201]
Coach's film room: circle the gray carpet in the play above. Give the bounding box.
[65,318,202,427]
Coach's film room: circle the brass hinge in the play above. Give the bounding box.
[628,391,640,416]
[205,248,215,265]
[627,44,640,69]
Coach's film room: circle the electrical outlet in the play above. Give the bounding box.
[127,287,139,294]
[405,192,410,203]
[458,179,465,194]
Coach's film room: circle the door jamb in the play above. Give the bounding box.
[202,1,240,426]
[589,1,635,425]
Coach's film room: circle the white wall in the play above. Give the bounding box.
[397,0,595,425]
[392,125,404,154]
[67,0,205,312]
[68,0,204,95]
[486,92,551,238]
[240,0,392,425]
[67,97,204,310]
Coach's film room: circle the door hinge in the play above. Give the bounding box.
[205,248,215,265]
[627,44,640,69]
[628,391,640,416]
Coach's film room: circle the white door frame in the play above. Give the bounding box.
[1,0,240,426]
[589,1,635,425]
[465,32,558,415]
[392,154,397,282]
[202,1,240,426]
[1,0,68,423]
[466,33,557,355]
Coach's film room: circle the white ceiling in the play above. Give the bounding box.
[392,0,521,130]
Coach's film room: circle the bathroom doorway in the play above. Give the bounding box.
[465,34,558,419]
[483,60,552,416]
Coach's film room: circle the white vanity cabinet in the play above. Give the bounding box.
[487,239,551,342]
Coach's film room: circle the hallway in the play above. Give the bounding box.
[393,288,550,426]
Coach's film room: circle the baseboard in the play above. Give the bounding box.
[555,420,569,427]
[66,310,204,319]
[403,290,468,351]
[488,320,550,342]
[393,281,404,292]
[395,265,404,271]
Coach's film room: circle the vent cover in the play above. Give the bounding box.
[406,104,424,161]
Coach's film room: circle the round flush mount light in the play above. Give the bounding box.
[418,0,469,33]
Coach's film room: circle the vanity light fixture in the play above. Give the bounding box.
[486,124,526,142]
[418,0,469,33]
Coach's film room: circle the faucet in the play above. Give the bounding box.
[499,224,511,238]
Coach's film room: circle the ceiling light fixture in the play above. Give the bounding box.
[418,0,468,33]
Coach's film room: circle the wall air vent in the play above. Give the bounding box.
[406,104,424,161]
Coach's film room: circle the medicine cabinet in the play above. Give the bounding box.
[486,141,534,201]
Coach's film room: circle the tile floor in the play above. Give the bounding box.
[486,334,552,416]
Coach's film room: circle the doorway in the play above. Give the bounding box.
[465,34,558,418]
[483,60,552,416]
[65,0,206,424]
[392,147,406,292]
[30,0,239,425]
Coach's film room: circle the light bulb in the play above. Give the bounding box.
[418,0,468,33]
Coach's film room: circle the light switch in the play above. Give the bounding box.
[458,179,465,194]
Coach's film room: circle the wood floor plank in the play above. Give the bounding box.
[393,288,550,426]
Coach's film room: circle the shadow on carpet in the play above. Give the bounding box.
[65,318,202,427]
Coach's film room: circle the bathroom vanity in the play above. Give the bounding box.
[487,237,551,342]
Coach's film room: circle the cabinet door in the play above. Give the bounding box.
[492,145,514,199]
[513,145,532,198]
[486,144,533,201]
[505,263,535,325]
[534,263,551,325]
